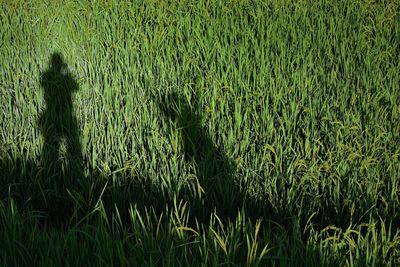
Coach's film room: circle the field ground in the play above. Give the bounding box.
[1,0,400,266]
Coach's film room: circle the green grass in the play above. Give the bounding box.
[1,0,399,266]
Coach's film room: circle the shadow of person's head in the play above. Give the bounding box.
[49,52,67,72]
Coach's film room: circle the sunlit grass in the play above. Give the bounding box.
[1,0,399,266]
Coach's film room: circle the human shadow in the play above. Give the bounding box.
[39,53,83,182]
[1,53,272,230]
[0,52,166,229]
[36,53,83,226]
[157,92,249,222]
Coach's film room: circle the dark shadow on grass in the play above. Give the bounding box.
[39,53,83,185]
[0,52,394,266]
[0,52,166,229]
[37,53,83,227]
[0,52,355,231]
[2,53,396,251]
[156,91,272,223]
[1,52,273,230]
[0,53,85,228]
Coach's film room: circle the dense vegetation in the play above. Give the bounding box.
[1,0,399,266]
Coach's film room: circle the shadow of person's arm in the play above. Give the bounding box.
[64,71,79,93]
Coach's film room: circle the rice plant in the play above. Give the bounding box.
[0,0,399,266]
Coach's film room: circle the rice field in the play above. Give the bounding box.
[1,0,399,266]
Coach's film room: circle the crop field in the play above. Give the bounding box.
[1,0,399,266]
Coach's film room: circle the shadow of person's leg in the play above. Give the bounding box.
[66,115,83,186]
[41,124,61,188]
